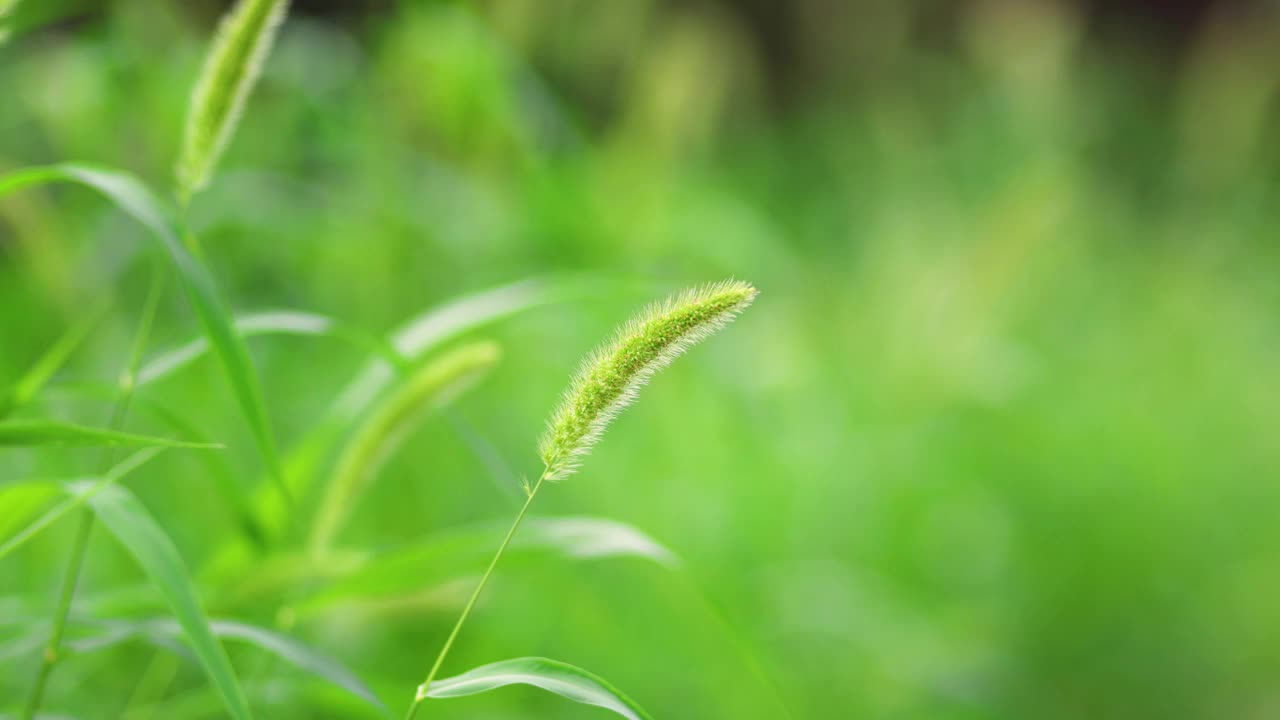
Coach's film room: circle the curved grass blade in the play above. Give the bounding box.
[177,0,290,203]
[239,278,579,548]
[138,310,406,387]
[331,277,575,424]
[0,448,162,562]
[0,164,291,510]
[113,394,267,546]
[291,516,676,618]
[187,620,385,711]
[82,483,253,720]
[0,304,108,418]
[309,341,500,553]
[59,618,384,712]
[32,382,268,547]
[422,657,653,720]
[0,420,221,448]
[517,516,678,565]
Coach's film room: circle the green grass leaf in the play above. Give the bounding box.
[422,657,654,720]
[177,0,289,203]
[138,310,406,387]
[0,164,291,512]
[0,420,221,448]
[31,383,270,547]
[0,448,162,561]
[308,341,501,552]
[234,278,579,552]
[201,621,384,712]
[286,516,676,619]
[0,303,108,418]
[516,516,679,565]
[59,618,385,713]
[82,483,254,720]
[330,277,574,425]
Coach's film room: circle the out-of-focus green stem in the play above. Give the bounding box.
[22,262,167,719]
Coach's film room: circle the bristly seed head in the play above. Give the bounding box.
[538,279,758,481]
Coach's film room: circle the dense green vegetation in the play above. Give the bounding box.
[3,1,1280,718]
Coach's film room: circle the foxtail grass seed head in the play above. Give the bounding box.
[538,279,757,481]
[176,0,289,203]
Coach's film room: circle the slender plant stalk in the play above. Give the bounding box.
[404,280,757,719]
[404,471,548,720]
[21,508,93,718]
[23,262,167,719]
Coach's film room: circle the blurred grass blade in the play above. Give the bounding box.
[422,657,653,720]
[0,164,291,511]
[35,383,268,546]
[238,278,579,550]
[291,516,675,617]
[0,420,221,448]
[82,483,253,720]
[0,448,162,561]
[204,620,384,711]
[0,627,47,663]
[0,304,108,418]
[138,310,406,387]
[118,394,267,546]
[331,278,574,424]
[60,618,384,712]
[517,516,678,566]
[177,0,289,203]
[309,341,501,552]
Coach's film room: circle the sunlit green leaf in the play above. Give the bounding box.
[423,657,653,720]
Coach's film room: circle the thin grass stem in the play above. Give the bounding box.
[21,509,93,719]
[404,471,548,720]
[22,261,167,719]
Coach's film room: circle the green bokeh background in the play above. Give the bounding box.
[3,1,1280,718]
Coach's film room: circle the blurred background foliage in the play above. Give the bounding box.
[3,0,1280,718]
